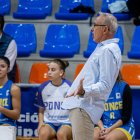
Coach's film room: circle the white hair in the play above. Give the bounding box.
[99,12,118,34]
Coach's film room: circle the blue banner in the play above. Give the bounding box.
[16,87,38,137]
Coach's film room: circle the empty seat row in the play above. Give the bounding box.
[13,0,52,19]
[4,23,140,59]
[15,62,49,83]
[1,0,132,20]
[4,24,80,57]
[0,0,52,19]
[16,63,140,86]
[4,24,37,57]
[55,0,95,20]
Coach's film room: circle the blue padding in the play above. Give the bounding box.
[16,87,38,137]
[13,0,52,19]
[128,26,140,59]
[132,89,140,139]
[55,0,94,20]
[0,0,10,15]
[83,26,124,58]
[4,24,37,57]
[40,24,80,58]
[101,0,132,21]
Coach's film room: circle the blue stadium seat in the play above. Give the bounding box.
[101,0,132,20]
[83,32,97,58]
[4,24,37,57]
[128,26,140,59]
[40,24,80,58]
[0,0,10,15]
[83,26,124,58]
[55,0,94,20]
[13,0,52,19]
[115,26,124,54]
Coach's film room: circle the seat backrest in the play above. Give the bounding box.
[121,64,140,85]
[59,0,94,12]
[0,0,10,15]
[130,26,140,52]
[44,24,80,53]
[19,0,50,6]
[15,63,21,83]
[69,0,94,7]
[0,0,10,6]
[4,24,37,53]
[29,62,49,84]
[74,63,84,79]
[114,26,124,54]
[101,0,113,12]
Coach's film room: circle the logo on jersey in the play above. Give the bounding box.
[46,94,51,97]
[6,90,10,96]
[116,92,121,99]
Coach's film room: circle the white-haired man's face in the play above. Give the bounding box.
[91,15,110,43]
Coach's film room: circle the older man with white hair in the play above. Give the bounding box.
[62,12,122,140]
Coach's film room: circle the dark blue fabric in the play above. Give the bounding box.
[0,32,12,56]
[0,32,16,82]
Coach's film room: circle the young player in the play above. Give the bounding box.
[0,56,21,126]
[35,59,72,140]
[94,72,135,140]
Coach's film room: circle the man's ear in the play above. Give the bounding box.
[103,26,109,34]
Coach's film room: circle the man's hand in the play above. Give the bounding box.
[66,78,85,97]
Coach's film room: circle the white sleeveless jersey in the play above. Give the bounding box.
[35,79,71,124]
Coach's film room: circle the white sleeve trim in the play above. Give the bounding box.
[5,40,17,71]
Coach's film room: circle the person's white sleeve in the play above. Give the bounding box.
[5,40,17,71]
[83,49,119,99]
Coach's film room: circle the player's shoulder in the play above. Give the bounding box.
[62,79,72,86]
[39,80,51,90]
[11,84,20,95]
